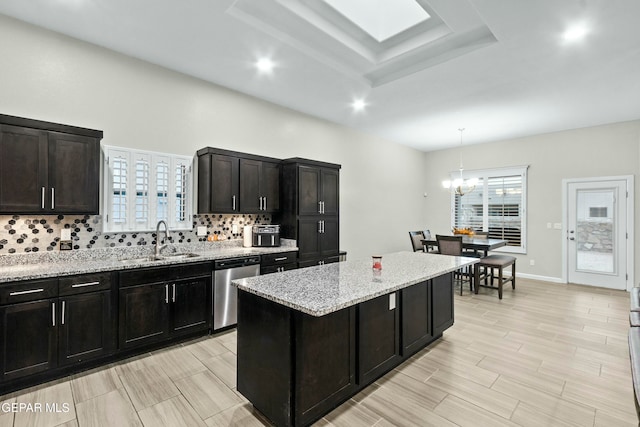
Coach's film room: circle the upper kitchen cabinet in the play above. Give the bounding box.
[0,114,102,214]
[197,147,280,214]
[298,165,339,216]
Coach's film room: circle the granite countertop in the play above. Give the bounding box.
[232,251,478,317]
[0,240,298,284]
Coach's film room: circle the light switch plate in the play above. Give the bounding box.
[196,226,207,236]
[553,223,562,229]
[61,229,71,240]
[232,224,238,234]
[389,293,396,310]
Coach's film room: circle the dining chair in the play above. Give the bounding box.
[409,231,425,252]
[436,235,472,295]
[422,229,437,253]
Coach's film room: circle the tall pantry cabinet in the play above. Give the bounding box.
[277,158,341,268]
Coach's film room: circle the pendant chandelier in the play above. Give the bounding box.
[442,128,478,196]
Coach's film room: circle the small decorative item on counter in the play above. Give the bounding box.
[452,227,474,236]
[372,256,382,271]
[207,234,217,242]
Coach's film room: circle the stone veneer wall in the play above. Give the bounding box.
[0,214,271,254]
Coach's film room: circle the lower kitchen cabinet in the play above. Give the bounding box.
[0,299,57,381]
[58,290,113,366]
[118,262,212,351]
[261,251,298,274]
[401,280,432,356]
[432,273,454,336]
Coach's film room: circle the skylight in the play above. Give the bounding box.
[322,0,430,42]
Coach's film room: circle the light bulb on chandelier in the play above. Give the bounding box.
[442,128,478,196]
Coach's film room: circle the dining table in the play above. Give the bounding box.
[421,236,508,257]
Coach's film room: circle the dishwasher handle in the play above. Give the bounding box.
[214,256,261,269]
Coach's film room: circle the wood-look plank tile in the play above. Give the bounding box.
[138,395,206,427]
[562,376,636,417]
[477,356,565,395]
[0,397,14,427]
[76,388,142,427]
[71,366,123,403]
[433,394,518,427]
[426,369,518,419]
[491,376,595,427]
[510,402,576,427]
[359,371,448,426]
[204,403,272,427]
[323,399,381,427]
[13,382,76,427]
[184,336,231,361]
[594,408,638,427]
[119,365,180,411]
[201,351,237,389]
[148,346,208,381]
[174,370,243,419]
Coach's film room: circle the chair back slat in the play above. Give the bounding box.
[409,231,425,252]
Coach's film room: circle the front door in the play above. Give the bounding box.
[567,179,629,289]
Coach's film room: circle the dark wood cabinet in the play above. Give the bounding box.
[261,251,298,274]
[58,290,112,366]
[278,159,341,266]
[0,115,102,214]
[0,273,114,383]
[197,147,281,214]
[401,280,432,356]
[432,273,454,336]
[0,299,57,381]
[119,262,213,350]
[240,159,280,213]
[357,293,400,385]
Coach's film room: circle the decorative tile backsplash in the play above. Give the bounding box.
[0,214,271,255]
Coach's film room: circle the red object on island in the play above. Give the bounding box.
[372,256,382,271]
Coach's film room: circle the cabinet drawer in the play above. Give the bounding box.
[261,251,298,266]
[0,278,58,305]
[120,262,213,287]
[261,263,297,275]
[59,272,112,296]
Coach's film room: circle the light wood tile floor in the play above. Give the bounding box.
[0,278,636,426]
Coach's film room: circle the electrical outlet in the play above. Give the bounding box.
[61,229,71,240]
[530,259,535,266]
[547,223,552,229]
[232,224,238,234]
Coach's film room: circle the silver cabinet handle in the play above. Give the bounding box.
[41,187,45,209]
[165,284,169,304]
[9,288,44,296]
[51,188,55,210]
[271,235,275,246]
[52,302,56,327]
[321,201,325,214]
[71,281,100,288]
[259,197,263,211]
[318,221,322,233]
[318,201,322,214]
[274,257,287,261]
[61,300,66,325]
[172,284,176,303]
[232,195,236,211]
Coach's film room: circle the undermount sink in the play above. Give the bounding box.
[118,253,200,263]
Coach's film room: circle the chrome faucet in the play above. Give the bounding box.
[155,220,171,258]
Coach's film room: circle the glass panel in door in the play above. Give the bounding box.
[575,189,615,274]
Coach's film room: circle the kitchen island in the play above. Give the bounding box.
[233,251,478,427]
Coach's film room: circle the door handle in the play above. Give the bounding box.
[321,201,325,214]
[9,288,44,296]
[51,188,55,210]
[232,195,236,211]
[264,197,267,211]
[41,187,45,209]
[165,284,169,304]
[61,300,66,325]
[172,284,176,303]
[318,201,322,214]
[569,237,575,241]
[52,302,56,327]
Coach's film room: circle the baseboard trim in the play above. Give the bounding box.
[516,272,564,284]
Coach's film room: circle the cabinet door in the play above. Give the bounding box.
[297,218,321,260]
[432,273,454,336]
[320,168,339,216]
[298,166,321,215]
[0,300,56,381]
[319,217,339,257]
[0,125,48,213]
[210,154,239,213]
[239,159,261,213]
[48,132,99,214]
[171,277,211,337]
[262,161,280,212]
[119,284,170,350]
[357,293,400,386]
[401,281,432,356]
[58,291,114,366]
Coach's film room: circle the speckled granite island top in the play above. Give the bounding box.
[233,251,478,317]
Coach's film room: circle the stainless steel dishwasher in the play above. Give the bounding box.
[213,256,261,330]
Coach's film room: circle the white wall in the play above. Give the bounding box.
[0,14,427,260]
[424,121,640,283]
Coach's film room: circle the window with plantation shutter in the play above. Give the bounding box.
[450,166,528,253]
[103,145,193,232]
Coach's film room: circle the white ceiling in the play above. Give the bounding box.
[0,0,639,152]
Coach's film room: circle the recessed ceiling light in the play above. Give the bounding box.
[351,99,367,112]
[255,58,275,73]
[562,23,589,42]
